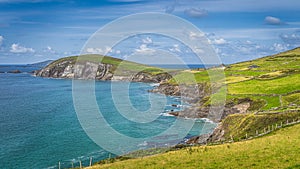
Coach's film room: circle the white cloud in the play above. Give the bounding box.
[207,34,228,45]
[189,31,205,40]
[178,0,300,12]
[0,35,4,46]
[280,31,300,46]
[270,43,288,52]
[142,37,152,44]
[165,4,175,13]
[184,8,208,18]
[212,38,227,45]
[105,46,112,53]
[169,44,181,53]
[10,43,35,53]
[265,16,283,25]
[86,47,103,54]
[135,44,155,53]
[193,47,204,54]
[86,46,112,54]
[43,46,56,54]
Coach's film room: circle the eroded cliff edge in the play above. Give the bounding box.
[34,55,172,83]
[35,50,300,145]
[34,54,258,144]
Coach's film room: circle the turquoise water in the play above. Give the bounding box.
[0,69,216,169]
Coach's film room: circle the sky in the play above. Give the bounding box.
[0,0,300,64]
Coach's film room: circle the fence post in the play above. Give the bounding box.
[71,162,74,169]
[246,133,248,139]
[281,121,283,127]
[79,161,82,169]
[287,119,289,125]
[58,161,60,169]
[256,130,258,135]
[276,124,278,129]
[90,157,93,167]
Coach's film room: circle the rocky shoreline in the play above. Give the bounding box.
[34,59,172,83]
[34,58,255,144]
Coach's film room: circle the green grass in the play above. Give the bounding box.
[46,54,166,76]
[71,47,300,169]
[221,111,300,140]
[227,73,300,95]
[282,93,300,107]
[88,123,300,169]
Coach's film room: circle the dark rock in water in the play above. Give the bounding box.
[8,70,21,73]
[0,71,4,73]
[171,104,178,107]
[169,111,178,116]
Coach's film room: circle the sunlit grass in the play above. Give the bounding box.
[88,123,300,169]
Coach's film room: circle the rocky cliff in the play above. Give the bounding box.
[150,83,253,122]
[35,55,257,144]
[34,55,172,83]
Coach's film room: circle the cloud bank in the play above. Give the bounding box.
[265,16,284,25]
[184,8,208,18]
[10,43,35,53]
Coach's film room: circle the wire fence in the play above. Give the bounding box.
[53,118,300,169]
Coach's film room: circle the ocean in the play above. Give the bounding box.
[0,65,216,169]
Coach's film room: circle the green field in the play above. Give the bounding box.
[81,48,300,169]
[47,54,166,76]
[88,123,300,169]
[167,47,300,112]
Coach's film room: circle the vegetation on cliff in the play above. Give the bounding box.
[80,47,299,168]
[87,123,300,169]
[36,48,300,168]
[35,54,172,82]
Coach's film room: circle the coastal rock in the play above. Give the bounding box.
[8,70,21,73]
[207,124,225,142]
[149,83,210,100]
[186,134,211,144]
[35,57,172,83]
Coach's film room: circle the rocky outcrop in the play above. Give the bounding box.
[150,83,252,122]
[8,70,22,73]
[150,82,255,144]
[149,83,210,103]
[35,59,172,83]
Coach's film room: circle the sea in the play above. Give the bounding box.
[0,64,216,169]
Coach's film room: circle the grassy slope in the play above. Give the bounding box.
[46,54,166,75]
[85,48,300,168]
[169,47,300,110]
[88,123,300,169]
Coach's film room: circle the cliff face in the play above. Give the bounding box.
[34,57,172,83]
[35,60,115,80]
[150,83,251,122]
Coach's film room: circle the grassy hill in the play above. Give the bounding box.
[83,48,300,169]
[87,123,300,169]
[45,54,166,76]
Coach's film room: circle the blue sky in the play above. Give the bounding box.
[0,0,300,64]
